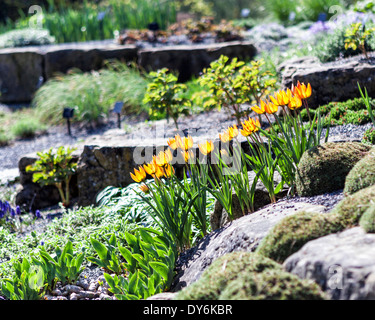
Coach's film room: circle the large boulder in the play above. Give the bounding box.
[296,142,371,197]
[344,147,375,195]
[138,41,257,82]
[0,47,44,103]
[174,251,325,300]
[284,227,375,300]
[170,201,326,292]
[279,55,375,108]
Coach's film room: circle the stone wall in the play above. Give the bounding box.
[279,56,375,108]
[0,40,256,103]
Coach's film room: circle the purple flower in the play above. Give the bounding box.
[35,210,41,219]
[10,209,15,217]
[16,206,21,215]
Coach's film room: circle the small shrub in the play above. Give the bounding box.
[363,127,375,144]
[359,205,375,233]
[26,146,77,207]
[0,28,55,48]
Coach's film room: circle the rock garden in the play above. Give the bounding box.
[1,0,375,303]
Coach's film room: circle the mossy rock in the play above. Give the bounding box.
[219,269,324,300]
[296,142,371,197]
[344,148,375,195]
[174,252,325,300]
[330,184,375,227]
[257,184,375,263]
[256,211,342,263]
[359,205,375,233]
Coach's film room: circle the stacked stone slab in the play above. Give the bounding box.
[0,41,256,103]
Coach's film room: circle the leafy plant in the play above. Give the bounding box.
[89,228,176,300]
[88,234,124,275]
[344,22,375,60]
[198,55,276,126]
[1,258,46,300]
[35,241,85,286]
[143,68,191,129]
[26,146,77,207]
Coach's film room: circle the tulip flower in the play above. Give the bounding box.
[163,164,175,178]
[155,149,173,167]
[139,184,150,194]
[251,100,267,114]
[292,81,312,100]
[181,150,195,163]
[288,96,303,110]
[270,89,292,106]
[264,100,278,115]
[240,117,260,137]
[130,166,147,183]
[175,135,194,151]
[198,140,214,155]
[167,137,178,150]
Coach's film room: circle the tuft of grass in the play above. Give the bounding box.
[10,118,46,139]
[33,62,150,126]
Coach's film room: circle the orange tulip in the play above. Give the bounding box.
[240,117,260,137]
[139,184,150,194]
[198,140,214,155]
[288,96,303,110]
[130,166,147,183]
[292,81,312,100]
[264,100,278,114]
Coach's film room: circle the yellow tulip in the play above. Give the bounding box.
[155,149,173,167]
[270,89,292,106]
[181,150,195,163]
[130,166,147,183]
[288,95,303,110]
[163,164,175,178]
[167,137,177,150]
[240,117,260,137]
[251,100,267,114]
[175,135,193,151]
[198,140,214,155]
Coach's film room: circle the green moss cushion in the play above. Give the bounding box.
[296,142,371,197]
[344,147,375,195]
[174,252,325,300]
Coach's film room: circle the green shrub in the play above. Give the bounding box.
[359,205,375,233]
[175,252,325,300]
[344,148,375,195]
[0,28,55,48]
[314,23,375,63]
[295,142,371,197]
[362,127,375,144]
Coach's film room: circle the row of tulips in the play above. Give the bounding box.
[130,81,329,252]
